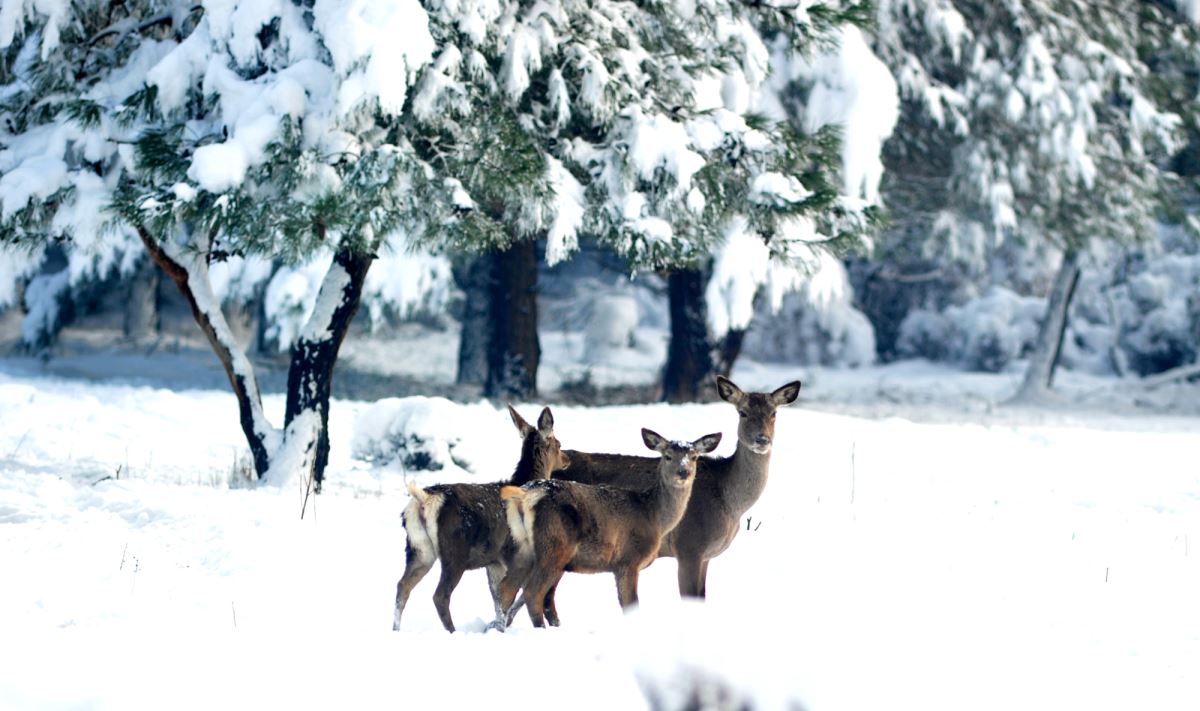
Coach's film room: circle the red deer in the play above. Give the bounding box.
[552,376,800,600]
[496,429,721,628]
[392,405,568,632]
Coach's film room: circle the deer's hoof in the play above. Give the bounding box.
[484,619,507,633]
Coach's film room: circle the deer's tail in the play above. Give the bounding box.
[403,482,444,563]
[501,485,546,558]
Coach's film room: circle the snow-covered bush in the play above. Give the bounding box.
[1052,249,1200,377]
[893,308,952,362]
[897,287,1044,372]
[886,246,1200,378]
[583,294,639,364]
[1120,301,1196,375]
[351,397,497,474]
[1110,255,1200,375]
[847,257,981,363]
[743,291,877,369]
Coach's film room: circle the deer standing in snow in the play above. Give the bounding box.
[392,405,568,632]
[496,429,721,628]
[550,376,800,602]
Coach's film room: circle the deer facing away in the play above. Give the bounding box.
[496,428,721,628]
[392,405,568,632]
[552,376,800,601]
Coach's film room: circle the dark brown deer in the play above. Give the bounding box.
[392,405,568,632]
[553,376,800,599]
[496,429,721,628]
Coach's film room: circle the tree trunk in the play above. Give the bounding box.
[662,267,715,403]
[714,328,746,378]
[284,246,373,493]
[454,254,491,386]
[485,240,540,399]
[137,227,277,478]
[123,257,160,342]
[1014,248,1081,402]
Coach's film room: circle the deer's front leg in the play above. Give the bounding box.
[615,568,640,608]
[676,555,705,598]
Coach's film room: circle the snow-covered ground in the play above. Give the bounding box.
[0,348,1198,710]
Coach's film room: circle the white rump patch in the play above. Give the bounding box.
[504,487,547,561]
[402,489,444,563]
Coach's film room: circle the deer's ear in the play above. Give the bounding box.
[641,428,667,452]
[537,406,554,434]
[770,380,801,407]
[509,404,534,437]
[715,375,746,405]
[693,432,722,454]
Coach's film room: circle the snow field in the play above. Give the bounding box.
[0,368,1197,709]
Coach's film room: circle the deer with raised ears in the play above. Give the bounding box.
[496,429,722,628]
[552,376,800,599]
[392,405,568,632]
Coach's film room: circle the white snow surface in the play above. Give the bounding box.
[0,354,1197,710]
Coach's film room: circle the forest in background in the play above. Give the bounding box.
[2,1,1199,487]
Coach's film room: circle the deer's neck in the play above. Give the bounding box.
[643,477,694,533]
[717,443,772,514]
[508,436,545,485]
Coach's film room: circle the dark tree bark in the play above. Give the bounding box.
[1015,247,1081,402]
[662,267,715,403]
[485,240,540,399]
[714,328,746,378]
[453,254,491,386]
[139,226,374,491]
[284,245,373,493]
[137,227,274,477]
[123,257,160,342]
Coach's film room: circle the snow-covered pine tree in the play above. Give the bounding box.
[407,0,888,402]
[1,0,453,490]
[872,0,1196,400]
[0,1,151,349]
[620,3,892,400]
[698,15,900,391]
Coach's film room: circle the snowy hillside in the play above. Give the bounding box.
[1,359,1197,710]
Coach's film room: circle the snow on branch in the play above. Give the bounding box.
[314,0,435,116]
[791,25,899,204]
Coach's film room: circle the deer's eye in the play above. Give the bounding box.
[738,410,748,418]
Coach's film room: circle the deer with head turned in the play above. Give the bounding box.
[551,376,800,601]
[392,405,568,633]
[496,429,721,628]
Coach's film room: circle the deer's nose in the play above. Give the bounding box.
[754,435,771,447]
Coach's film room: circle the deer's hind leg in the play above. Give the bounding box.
[522,566,567,628]
[393,542,434,631]
[521,542,573,628]
[486,564,518,631]
[432,562,466,633]
[543,583,561,627]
